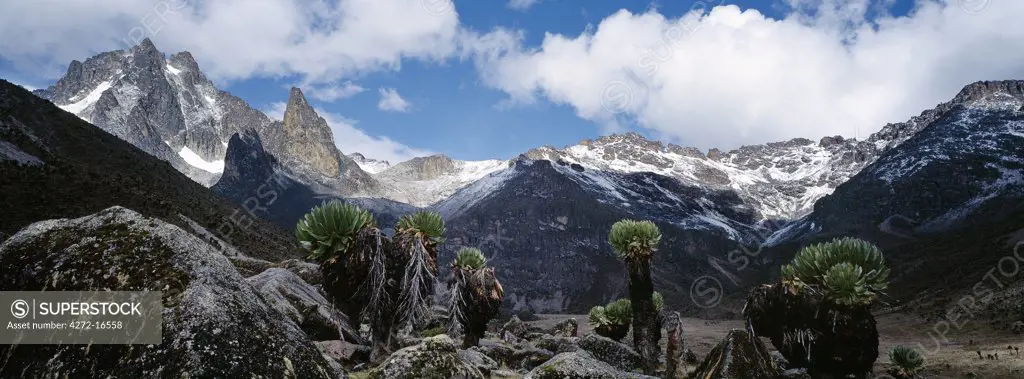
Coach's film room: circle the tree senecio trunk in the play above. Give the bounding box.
[664,311,683,379]
[628,257,661,375]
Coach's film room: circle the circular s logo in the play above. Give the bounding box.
[11,299,29,319]
[690,276,723,309]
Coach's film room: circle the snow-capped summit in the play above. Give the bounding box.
[35,38,267,186]
[523,132,886,220]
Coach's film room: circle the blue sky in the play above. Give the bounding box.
[2,0,1020,163]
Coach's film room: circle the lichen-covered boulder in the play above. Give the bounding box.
[459,348,499,376]
[0,207,342,378]
[524,351,654,379]
[689,329,780,379]
[470,341,554,371]
[510,346,556,370]
[491,369,522,378]
[578,334,642,371]
[247,267,362,343]
[229,256,322,285]
[368,334,484,379]
[534,335,581,353]
[471,341,517,366]
[550,318,579,337]
[278,258,322,285]
[317,340,371,365]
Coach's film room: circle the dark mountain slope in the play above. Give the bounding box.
[0,80,296,261]
[434,157,762,314]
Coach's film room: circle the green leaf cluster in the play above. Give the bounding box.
[781,237,889,305]
[608,219,661,260]
[295,200,375,261]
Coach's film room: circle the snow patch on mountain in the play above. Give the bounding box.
[372,158,507,206]
[433,163,518,217]
[58,80,111,120]
[347,153,391,174]
[178,146,225,174]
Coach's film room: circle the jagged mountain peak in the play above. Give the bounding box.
[135,37,158,52]
[168,51,202,74]
[287,87,311,110]
[276,86,350,190]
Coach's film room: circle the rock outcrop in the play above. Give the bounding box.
[368,334,485,379]
[246,268,362,343]
[689,329,780,379]
[577,334,642,372]
[0,207,342,378]
[524,350,655,379]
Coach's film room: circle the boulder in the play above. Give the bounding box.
[524,351,654,379]
[510,346,555,370]
[279,258,323,285]
[317,340,371,365]
[471,341,517,366]
[228,256,322,285]
[578,334,642,371]
[368,334,484,379]
[247,267,362,343]
[549,318,579,337]
[535,335,581,353]
[491,369,522,378]
[459,348,499,376]
[689,329,780,379]
[502,315,542,341]
[524,332,550,341]
[0,207,342,378]
[470,341,554,370]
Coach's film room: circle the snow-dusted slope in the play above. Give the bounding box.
[347,153,392,174]
[351,154,508,207]
[57,80,111,120]
[525,131,898,220]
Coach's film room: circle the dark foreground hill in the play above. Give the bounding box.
[0,80,296,261]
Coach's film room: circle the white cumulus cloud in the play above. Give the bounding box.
[303,81,366,102]
[0,0,464,83]
[377,87,412,112]
[475,1,1024,150]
